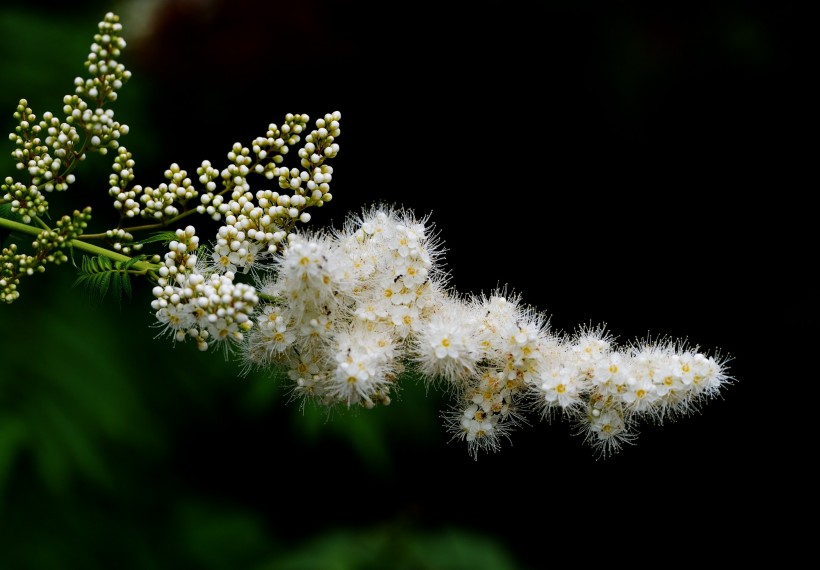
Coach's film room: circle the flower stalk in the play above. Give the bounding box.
[0,216,155,271]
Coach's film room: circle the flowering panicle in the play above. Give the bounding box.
[235,202,732,459]
[0,10,735,460]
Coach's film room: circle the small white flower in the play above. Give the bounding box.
[539,364,583,410]
[412,296,481,383]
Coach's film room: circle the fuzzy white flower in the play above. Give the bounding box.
[538,363,584,410]
[581,405,636,459]
[445,404,509,459]
[621,373,658,413]
[412,296,481,384]
[461,405,496,443]
[325,323,396,407]
[211,243,241,273]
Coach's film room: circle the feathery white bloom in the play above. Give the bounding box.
[580,404,636,459]
[538,362,585,410]
[621,372,658,412]
[267,232,352,321]
[461,405,497,444]
[155,302,195,342]
[284,349,331,406]
[445,403,511,460]
[325,322,397,407]
[627,340,732,419]
[470,370,508,414]
[214,201,734,459]
[590,351,630,395]
[412,295,482,385]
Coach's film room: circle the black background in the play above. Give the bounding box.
[0,0,807,568]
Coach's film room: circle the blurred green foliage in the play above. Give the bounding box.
[0,260,510,570]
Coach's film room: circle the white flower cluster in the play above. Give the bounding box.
[231,205,731,458]
[531,328,728,458]
[151,226,259,351]
[242,205,447,408]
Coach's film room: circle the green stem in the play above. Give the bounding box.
[0,216,157,272]
[82,208,197,239]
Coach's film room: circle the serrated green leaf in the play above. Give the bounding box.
[122,271,132,300]
[111,270,121,301]
[73,255,137,305]
[98,271,111,298]
[0,203,24,222]
[132,231,177,246]
[122,255,143,271]
[84,256,98,273]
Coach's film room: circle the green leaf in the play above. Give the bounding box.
[0,203,24,223]
[122,269,133,299]
[98,270,112,298]
[73,254,140,305]
[132,231,178,246]
[111,268,121,300]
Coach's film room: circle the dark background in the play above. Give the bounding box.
[0,1,805,568]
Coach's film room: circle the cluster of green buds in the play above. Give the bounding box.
[1,12,131,302]
[0,12,341,310]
